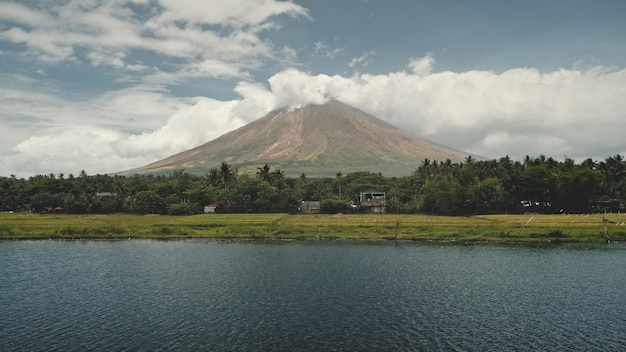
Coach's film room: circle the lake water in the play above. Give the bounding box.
[1,240,625,351]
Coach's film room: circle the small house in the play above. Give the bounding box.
[299,200,321,213]
[359,191,386,213]
[204,203,218,213]
[95,192,114,197]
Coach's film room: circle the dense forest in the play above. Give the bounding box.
[1,155,624,216]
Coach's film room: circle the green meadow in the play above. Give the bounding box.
[1,212,625,243]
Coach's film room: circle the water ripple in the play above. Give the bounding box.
[1,241,625,351]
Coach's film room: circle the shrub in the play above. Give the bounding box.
[167,202,197,215]
[320,199,350,214]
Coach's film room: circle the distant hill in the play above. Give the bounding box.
[122,100,474,177]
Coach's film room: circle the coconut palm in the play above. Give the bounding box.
[219,162,236,188]
[271,168,285,189]
[256,164,272,183]
[336,172,343,198]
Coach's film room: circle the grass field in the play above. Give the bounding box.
[2,212,626,243]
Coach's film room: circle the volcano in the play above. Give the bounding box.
[124,100,474,177]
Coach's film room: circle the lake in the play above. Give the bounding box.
[1,240,625,351]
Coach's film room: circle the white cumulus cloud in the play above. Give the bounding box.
[0,0,309,79]
[1,51,625,177]
[242,55,626,162]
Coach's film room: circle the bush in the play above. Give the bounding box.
[167,202,197,215]
[320,199,350,214]
[135,190,166,214]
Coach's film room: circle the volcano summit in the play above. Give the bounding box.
[124,100,474,177]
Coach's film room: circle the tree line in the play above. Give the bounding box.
[1,155,624,216]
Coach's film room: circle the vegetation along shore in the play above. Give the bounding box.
[1,154,625,243]
[1,213,625,243]
[2,155,625,216]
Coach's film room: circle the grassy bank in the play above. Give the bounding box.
[2,212,626,243]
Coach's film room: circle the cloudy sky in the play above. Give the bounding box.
[1,0,625,177]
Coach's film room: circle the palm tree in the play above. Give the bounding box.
[603,155,625,196]
[271,169,285,189]
[112,176,128,196]
[256,164,272,183]
[417,159,432,181]
[523,155,532,168]
[580,158,596,170]
[219,162,236,189]
[206,168,220,187]
[336,172,343,198]
[204,163,236,189]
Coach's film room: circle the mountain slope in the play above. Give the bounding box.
[123,100,473,177]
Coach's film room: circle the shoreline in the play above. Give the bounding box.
[1,232,621,245]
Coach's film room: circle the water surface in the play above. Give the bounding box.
[1,240,625,351]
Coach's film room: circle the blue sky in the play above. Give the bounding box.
[286,0,626,74]
[1,0,625,176]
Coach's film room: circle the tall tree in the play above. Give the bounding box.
[271,168,286,189]
[335,172,343,198]
[219,162,236,189]
[602,155,625,197]
[256,164,272,183]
